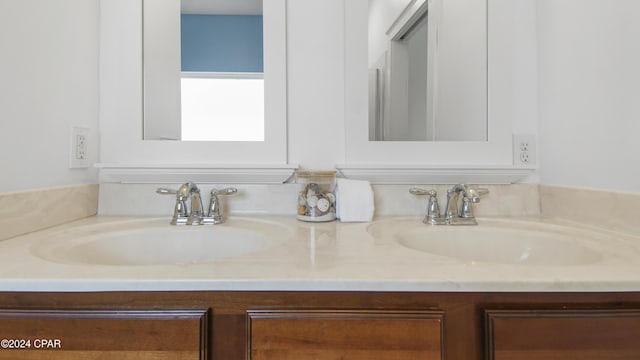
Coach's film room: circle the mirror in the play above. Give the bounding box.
[100,0,288,170]
[143,0,264,141]
[368,0,487,141]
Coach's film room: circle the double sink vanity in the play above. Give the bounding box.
[10,212,630,280]
[1,183,640,359]
[3,0,637,356]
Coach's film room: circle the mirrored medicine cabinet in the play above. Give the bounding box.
[100,0,527,184]
[99,0,287,170]
[343,0,517,175]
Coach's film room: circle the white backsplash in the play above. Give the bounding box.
[2,183,636,241]
[98,183,541,218]
[0,184,98,241]
[541,185,640,235]
[98,183,298,216]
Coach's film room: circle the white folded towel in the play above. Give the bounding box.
[335,178,375,222]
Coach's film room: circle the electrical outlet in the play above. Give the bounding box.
[513,134,536,165]
[70,127,90,168]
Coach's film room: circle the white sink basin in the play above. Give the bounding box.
[368,218,604,266]
[32,217,291,266]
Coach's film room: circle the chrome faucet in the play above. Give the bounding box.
[157,182,237,225]
[411,184,489,225]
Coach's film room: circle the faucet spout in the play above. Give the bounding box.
[444,184,468,221]
[177,182,204,225]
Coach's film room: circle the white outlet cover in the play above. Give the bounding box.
[513,134,536,166]
[70,127,90,168]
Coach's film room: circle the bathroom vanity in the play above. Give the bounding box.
[0,214,640,359]
[1,291,640,359]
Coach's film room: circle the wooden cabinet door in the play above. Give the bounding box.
[0,309,207,360]
[247,309,444,360]
[485,309,640,360]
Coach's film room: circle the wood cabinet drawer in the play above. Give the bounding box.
[485,309,640,360]
[247,309,444,360]
[0,309,208,360]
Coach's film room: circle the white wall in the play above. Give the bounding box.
[0,0,100,193]
[7,1,637,195]
[286,0,346,169]
[537,0,640,193]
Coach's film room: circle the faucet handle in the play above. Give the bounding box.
[410,188,444,225]
[459,187,489,220]
[460,196,475,219]
[409,188,436,197]
[156,187,189,224]
[211,187,238,197]
[203,187,238,225]
[466,187,490,203]
[156,187,177,195]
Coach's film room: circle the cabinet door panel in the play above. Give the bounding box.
[247,310,444,360]
[0,309,207,360]
[486,309,640,360]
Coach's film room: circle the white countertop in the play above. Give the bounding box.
[0,215,639,293]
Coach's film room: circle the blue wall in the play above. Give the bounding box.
[181,15,263,72]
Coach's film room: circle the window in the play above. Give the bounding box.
[181,74,264,141]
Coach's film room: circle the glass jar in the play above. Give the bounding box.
[295,170,337,222]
